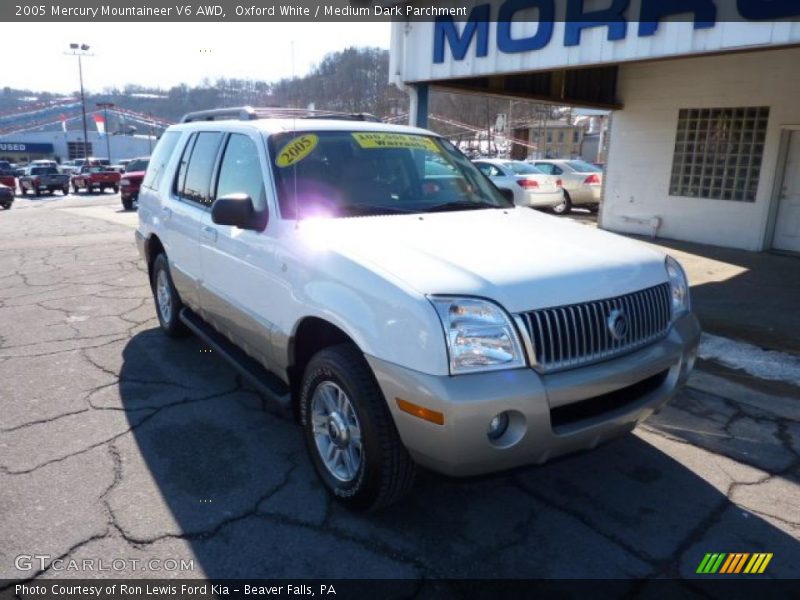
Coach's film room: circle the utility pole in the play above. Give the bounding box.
[96,102,114,162]
[65,43,92,160]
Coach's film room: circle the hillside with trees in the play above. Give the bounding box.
[2,46,568,153]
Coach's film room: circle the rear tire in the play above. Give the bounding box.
[151,253,189,338]
[62,186,69,195]
[300,344,416,512]
[112,185,119,193]
[553,191,572,215]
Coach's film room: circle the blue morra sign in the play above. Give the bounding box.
[433,0,800,62]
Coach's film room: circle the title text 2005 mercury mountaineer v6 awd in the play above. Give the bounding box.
[136,107,700,511]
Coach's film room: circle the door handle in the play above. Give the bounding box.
[200,225,218,243]
[160,206,172,221]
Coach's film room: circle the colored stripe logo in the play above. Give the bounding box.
[697,553,772,574]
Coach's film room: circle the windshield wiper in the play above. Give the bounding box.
[337,204,416,216]
[424,200,500,213]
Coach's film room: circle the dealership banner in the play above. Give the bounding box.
[2,578,798,599]
[5,0,800,22]
[0,142,55,153]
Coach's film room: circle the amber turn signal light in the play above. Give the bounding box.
[396,398,445,425]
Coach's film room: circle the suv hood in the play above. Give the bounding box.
[296,208,669,312]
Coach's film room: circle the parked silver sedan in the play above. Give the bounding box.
[530,159,603,214]
[473,159,564,210]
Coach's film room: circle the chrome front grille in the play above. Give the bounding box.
[519,283,672,373]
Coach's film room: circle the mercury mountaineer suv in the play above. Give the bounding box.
[136,106,700,511]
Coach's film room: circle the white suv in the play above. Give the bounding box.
[136,107,700,511]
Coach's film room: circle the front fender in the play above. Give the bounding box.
[280,248,449,376]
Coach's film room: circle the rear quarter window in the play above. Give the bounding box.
[142,131,181,192]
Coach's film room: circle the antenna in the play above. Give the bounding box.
[291,40,299,228]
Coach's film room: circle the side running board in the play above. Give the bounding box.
[179,308,291,412]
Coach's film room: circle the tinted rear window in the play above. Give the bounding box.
[506,161,543,175]
[126,159,149,172]
[566,160,602,173]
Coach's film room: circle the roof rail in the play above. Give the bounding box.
[181,106,258,123]
[180,106,381,124]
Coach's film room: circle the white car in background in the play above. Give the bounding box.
[473,158,564,211]
[530,159,603,214]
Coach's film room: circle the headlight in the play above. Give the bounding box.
[120,179,130,186]
[430,296,526,375]
[665,256,690,316]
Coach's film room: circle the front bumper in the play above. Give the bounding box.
[368,312,700,477]
[121,189,139,201]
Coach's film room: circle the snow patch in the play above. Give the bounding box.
[699,333,800,387]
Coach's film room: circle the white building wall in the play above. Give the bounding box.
[0,130,155,163]
[601,47,800,251]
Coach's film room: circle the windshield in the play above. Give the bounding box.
[268,130,510,218]
[505,161,544,175]
[566,160,602,173]
[125,159,149,172]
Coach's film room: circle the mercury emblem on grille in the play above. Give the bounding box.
[607,309,629,341]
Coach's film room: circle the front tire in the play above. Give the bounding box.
[150,253,189,338]
[122,197,133,211]
[300,344,416,511]
[553,191,572,215]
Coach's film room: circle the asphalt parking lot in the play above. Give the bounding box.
[1,194,798,583]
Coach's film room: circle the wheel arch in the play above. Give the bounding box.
[286,317,362,417]
[144,234,166,286]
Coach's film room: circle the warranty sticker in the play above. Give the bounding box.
[352,132,440,153]
[276,134,318,168]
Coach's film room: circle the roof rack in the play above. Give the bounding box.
[180,106,381,124]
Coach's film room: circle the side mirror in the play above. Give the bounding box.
[211,193,267,230]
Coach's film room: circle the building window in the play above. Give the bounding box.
[669,107,768,202]
[68,142,93,160]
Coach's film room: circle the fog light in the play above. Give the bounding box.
[487,412,510,440]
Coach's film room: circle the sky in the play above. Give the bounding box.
[5,22,392,94]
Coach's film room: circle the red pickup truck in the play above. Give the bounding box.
[0,160,16,189]
[119,157,149,210]
[71,166,121,194]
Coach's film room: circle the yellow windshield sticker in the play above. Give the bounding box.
[352,132,440,153]
[276,134,318,168]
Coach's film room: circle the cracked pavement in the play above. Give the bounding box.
[0,195,798,582]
